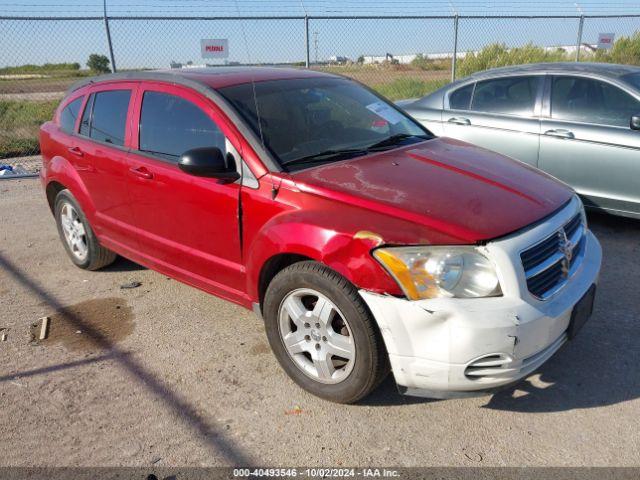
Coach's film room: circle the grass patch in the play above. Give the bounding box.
[0,63,80,75]
[372,77,449,101]
[0,99,58,158]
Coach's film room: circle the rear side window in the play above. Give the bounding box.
[449,83,474,110]
[551,76,640,127]
[59,97,83,134]
[79,94,94,137]
[139,91,226,159]
[471,76,539,116]
[83,90,131,146]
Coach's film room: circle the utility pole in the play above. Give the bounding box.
[575,15,585,62]
[103,0,117,72]
[451,14,459,81]
[304,16,310,68]
[575,2,584,62]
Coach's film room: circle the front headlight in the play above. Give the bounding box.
[577,195,588,230]
[373,246,502,300]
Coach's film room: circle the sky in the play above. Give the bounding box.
[1,1,640,68]
[2,0,640,16]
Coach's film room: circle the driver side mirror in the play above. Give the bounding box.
[631,114,640,131]
[178,147,240,183]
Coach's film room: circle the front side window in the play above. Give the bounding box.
[83,90,131,146]
[471,76,539,116]
[218,77,430,170]
[551,76,640,127]
[449,83,474,110]
[139,91,226,160]
[59,96,83,134]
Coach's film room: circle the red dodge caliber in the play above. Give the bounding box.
[40,68,601,403]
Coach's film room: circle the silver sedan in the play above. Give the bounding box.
[402,62,640,219]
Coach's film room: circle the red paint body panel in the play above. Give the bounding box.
[292,137,573,243]
[39,70,574,311]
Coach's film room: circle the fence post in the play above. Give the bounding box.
[304,15,310,68]
[103,0,117,72]
[451,14,459,82]
[575,15,584,62]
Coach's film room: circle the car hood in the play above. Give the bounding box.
[291,137,573,243]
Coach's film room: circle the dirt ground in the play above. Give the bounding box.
[1,178,639,467]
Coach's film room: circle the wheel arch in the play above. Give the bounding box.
[245,220,402,306]
[45,180,66,213]
[257,253,314,312]
[45,155,97,221]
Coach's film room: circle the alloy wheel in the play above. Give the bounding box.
[60,202,88,262]
[278,288,356,384]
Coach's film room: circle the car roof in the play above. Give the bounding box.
[67,66,338,94]
[466,62,640,81]
[65,67,345,174]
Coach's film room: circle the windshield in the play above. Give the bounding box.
[217,77,432,170]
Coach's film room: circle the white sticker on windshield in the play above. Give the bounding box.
[366,101,405,125]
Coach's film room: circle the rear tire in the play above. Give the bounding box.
[263,261,388,403]
[54,189,116,270]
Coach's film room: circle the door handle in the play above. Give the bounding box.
[448,116,471,126]
[130,166,154,180]
[68,146,84,157]
[544,129,575,139]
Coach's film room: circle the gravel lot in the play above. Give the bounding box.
[1,178,639,467]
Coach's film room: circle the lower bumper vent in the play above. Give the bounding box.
[464,353,512,380]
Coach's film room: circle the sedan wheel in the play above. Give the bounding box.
[60,202,88,262]
[54,189,116,270]
[278,288,356,384]
[263,261,388,403]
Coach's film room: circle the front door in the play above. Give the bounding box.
[539,75,640,215]
[126,83,246,302]
[442,75,543,167]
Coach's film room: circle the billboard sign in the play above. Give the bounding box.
[201,39,229,59]
[597,33,615,50]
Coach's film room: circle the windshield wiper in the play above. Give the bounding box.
[281,148,369,168]
[366,133,430,151]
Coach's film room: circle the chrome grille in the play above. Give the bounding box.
[521,212,586,300]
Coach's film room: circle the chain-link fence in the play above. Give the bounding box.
[1,13,640,160]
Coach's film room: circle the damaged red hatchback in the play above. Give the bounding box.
[40,68,601,403]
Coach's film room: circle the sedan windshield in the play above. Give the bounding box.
[217,77,432,170]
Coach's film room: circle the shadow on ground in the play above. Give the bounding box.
[102,256,147,273]
[0,251,255,465]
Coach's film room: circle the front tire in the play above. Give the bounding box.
[54,189,116,270]
[263,261,388,403]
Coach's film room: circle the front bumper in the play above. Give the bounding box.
[360,199,602,398]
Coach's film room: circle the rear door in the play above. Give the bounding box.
[441,75,543,167]
[69,82,140,250]
[539,75,640,215]
[126,83,246,301]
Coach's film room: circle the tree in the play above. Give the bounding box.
[86,54,111,74]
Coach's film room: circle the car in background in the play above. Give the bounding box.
[402,62,640,219]
[40,67,601,403]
